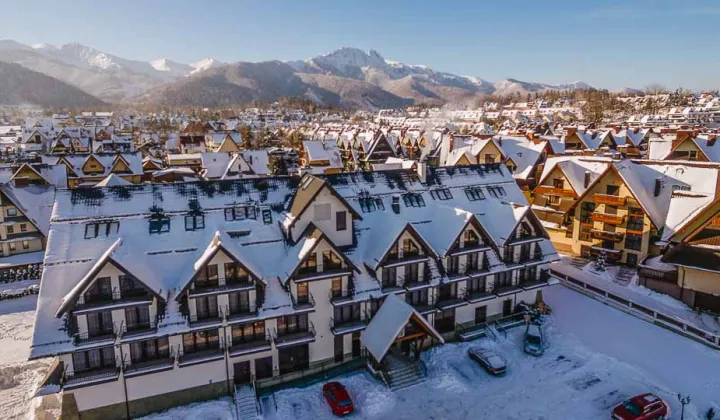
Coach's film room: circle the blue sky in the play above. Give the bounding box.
[1,0,718,90]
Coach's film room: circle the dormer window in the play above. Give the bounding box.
[149,216,170,234]
[402,193,425,208]
[430,188,453,201]
[262,209,272,225]
[465,187,485,201]
[487,186,506,198]
[185,214,205,231]
[225,206,257,221]
[85,221,119,239]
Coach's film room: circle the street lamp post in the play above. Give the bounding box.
[678,394,691,420]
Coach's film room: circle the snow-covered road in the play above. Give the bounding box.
[142,284,720,420]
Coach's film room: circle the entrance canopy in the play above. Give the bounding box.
[362,293,444,362]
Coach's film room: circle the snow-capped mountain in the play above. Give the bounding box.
[190,58,225,75]
[0,40,597,106]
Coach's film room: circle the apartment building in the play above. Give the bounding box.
[0,181,54,272]
[639,197,720,312]
[561,160,720,266]
[31,165,558,419]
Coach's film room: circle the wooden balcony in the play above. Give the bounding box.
[535,185,576,197]
[592,194,627,206]
[590,212,624,225]
[590,229,624,242]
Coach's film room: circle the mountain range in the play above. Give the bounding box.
[0,41,594,109]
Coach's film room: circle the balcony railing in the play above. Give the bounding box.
[462,286,493,303]
[272,321,316,348]
[329,284,355,304]
[118,319,157,337]
[590,212,625,225]
[229,332,272,357]
[73,330,115,345]
[330,317,366,335]
[535,185,576,197]
[112,288,151,300]
[291,292,315,310]
[188,312,222,326]
[78,291,114,306]
[592,193,627,206]
[590,229,624,242]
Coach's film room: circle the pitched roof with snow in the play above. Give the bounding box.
[31,166,559,358]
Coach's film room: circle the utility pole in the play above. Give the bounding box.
[678,394,691,420]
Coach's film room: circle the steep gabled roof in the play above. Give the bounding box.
[56,239,165,317]
[286,174,361,230]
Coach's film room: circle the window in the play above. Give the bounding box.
[231,321,266,344]
[627,208,645,231]
[225,263,248,282]
[447,256,460,274]
[463,229,480,247]
[22,240,29,250]
[336,211,347,231]
[194,295,219,319]
[487,186,507,198]
[314,203,331,221]
[405,263,419,283]
[580,202,596,224]
[402,238,419,257]
[84,221,120,239]
[484,154,495,164]
[130,338,169,363]
[381,266,397,288]
[688,150,698,161]
[6,225,13,234]
[331,278,342,298]
[467,252,480,271]
[625,233,643,251]
[125,306,151,330]
[149,216,170,234]
[7,208,17,217]
[276,313,308,336]
[72,346,115,373]
[184,214,204,231]
[553,178,564,189]
[402,193,425,207]
[359,198,376,213]
[548,195,560,205]
[262,209,272,224]
[672,184,690,192]
[606,185,620,196]
[322,250,342,270]
[19,224,26,232]
[8,242,15,251]
[430,188,453,201]
[296,282,309,304]
[86,310,114,336]
[467,276,486,294]
[405,289,428,307]
[84,277,112,302]
[465,187,485,201]
[299,252,317,274]
[228,291,250,314]
[182,329,220,353]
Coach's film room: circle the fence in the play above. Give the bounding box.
[256,355,366,395]
[550,268,720,350]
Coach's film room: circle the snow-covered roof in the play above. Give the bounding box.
[0,183,55,236]
[538,156,612,196]
[31,166,559,359]
[361,293,443,362]
[94,173,133,187]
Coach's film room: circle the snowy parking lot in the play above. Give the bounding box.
[142,285,720,420]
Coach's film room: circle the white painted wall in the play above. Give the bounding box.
[290,187,353,247]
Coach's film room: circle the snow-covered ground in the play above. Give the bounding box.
[0,295,57,420]
[553,256,720,336]
[139,285,720,420]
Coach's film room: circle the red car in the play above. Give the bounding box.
[322,381,354,416]
[612,393,669,420]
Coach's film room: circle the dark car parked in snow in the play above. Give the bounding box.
[468,346,507,376]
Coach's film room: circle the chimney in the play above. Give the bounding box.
[416,160,427,183]
[707,134,717,147]
[498,136,503,147]
[654,177,662,197]
[391,195,401,214]
[583,171,591,189]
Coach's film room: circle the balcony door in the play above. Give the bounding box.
[233,361,251,385]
